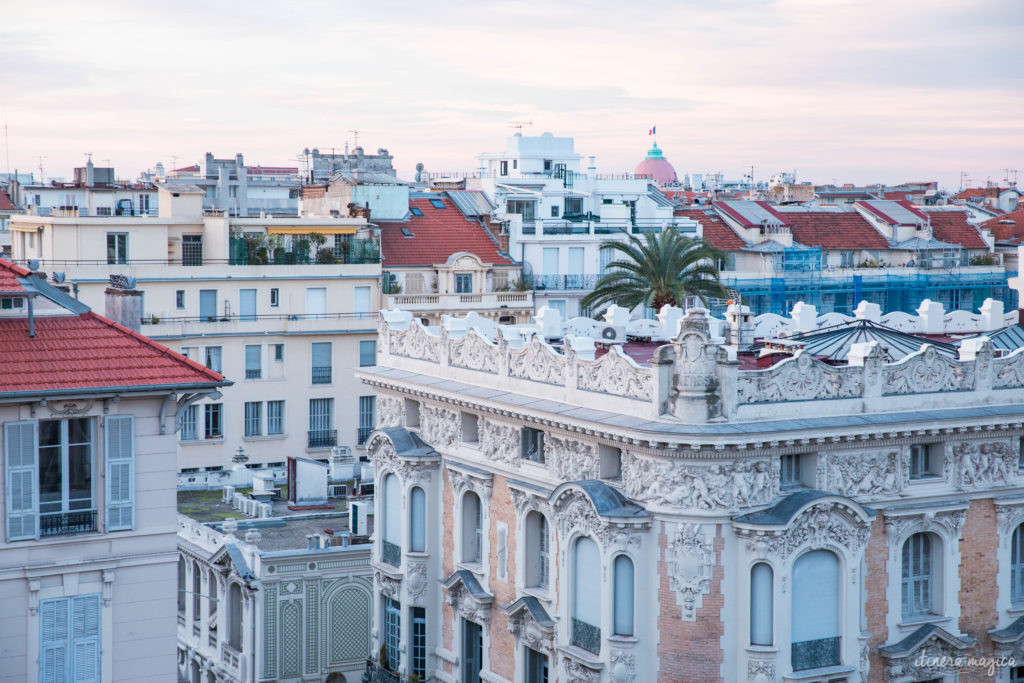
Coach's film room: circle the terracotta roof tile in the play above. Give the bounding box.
[0,189,16,212]
[379,196,513,267]
[924,210,988,249]
[0,259,31,293]
[783,212,891,250]
[980,207,1024,243]
[674,208,748,251]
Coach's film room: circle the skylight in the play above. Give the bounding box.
[401,227,414,238]
[410,207,423,216]
[429,199,445,209]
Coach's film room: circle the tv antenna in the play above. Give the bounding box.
[3,114,9,176]
[37,155,47,183]
[170,155,179,170]
[1003,168,1019,186]
[508,120,534,131]
[84,151,93,163]
[348,129,360,149]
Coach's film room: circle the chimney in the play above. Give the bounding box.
[105,286,143,333]
[725,301,753,349]
[86,159,95,188]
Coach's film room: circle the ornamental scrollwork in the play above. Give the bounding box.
[823,449,902,497]
[563,655,602,683]
[508,336,565,385]
[547,436,598,481]
[738,501,871,560]
[882,344,973,395]
[389,321,440,363]
[667,523,715,621]
[448,468,492,504]
[576,346,653,401]
[377,396,403,429]
[507,608,555,654]
[994,347,1024,389]
[609,650,637,683]
[622,454,776,511]
[553,490,643,549]
[448,328,500,374]
[406,563,427,604]
[421,405,459,450]
[47,400,95,416]
[951,440,1016,490]
[367,438,435,486]
[883,507,967,543]
[478,419,520,468]
[444,581,491,625]
[736,350,863,405]
[747,659,776,683]
[374,571,400,600]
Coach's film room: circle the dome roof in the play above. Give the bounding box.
[634,141,677,185]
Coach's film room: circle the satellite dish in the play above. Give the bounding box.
[53,272,66,283]
[415,162,424,172]
[125,276,137,289]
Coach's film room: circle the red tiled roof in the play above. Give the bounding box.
[0,259,31,293]
[173,164,200,173]
[0,311,224,394]
[379,196,513,267]
[0,189,16,212]
[674,208,748,251]
[980,207,1024,243]
[783,212,891,250]
[954,187,1009,200]
[924,210,988,249]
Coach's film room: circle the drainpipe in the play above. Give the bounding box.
[27,295,35,338]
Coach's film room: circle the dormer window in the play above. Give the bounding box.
[0,297,25,310]
[410,207,423,217]
[429,199,445,209]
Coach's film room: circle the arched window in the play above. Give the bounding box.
[571,536,601,654]
[750,563,773,646]
[461,491,482,563]
[192,561,201,622]
[228,583,243,651]
[209,569,218,617]
[525,511,549,589]
[902,533,939,618]
[792,550,839,670]
[410,486,426,552]
[177,557,186,613]
[1013,525,1024,605]
[613,555,634,636]
[382,474,401,566]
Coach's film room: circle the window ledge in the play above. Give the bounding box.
[521,586,552,603]
[201,437,224,443]
[897,614,952,630]
[243,434,288,442]
[745,645,778,655]
[607,635,639,644]
[782,665,856,682]
[406,550,429,558]
[1007,605,1024,616]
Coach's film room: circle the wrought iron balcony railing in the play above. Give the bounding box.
[381,541,402,567]
[570,618,601,655]
[312,366,332,384]
[791,636,840,671]
[39,509,97,537]
[307,429,337,449]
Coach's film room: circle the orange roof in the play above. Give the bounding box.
[0,259,31,293]
[980,207,1024,243]
[674,208,748,251]
[784,212,890,250]
[924,210,988,249]
[379,196,513,267]
[0,189,16,212]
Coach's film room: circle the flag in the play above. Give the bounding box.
[649,125,656,135]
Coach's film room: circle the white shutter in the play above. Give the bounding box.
[4,420,38,541]
[40,598,69,683]
[105,415,135,531]
[71,595,101,683]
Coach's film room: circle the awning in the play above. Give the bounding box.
[266,226,357,235]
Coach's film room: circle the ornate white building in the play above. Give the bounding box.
[354,299,1024,682]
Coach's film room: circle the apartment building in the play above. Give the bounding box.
[10,185,383,476]
[0,259,227,682]
[355,270,1024,682]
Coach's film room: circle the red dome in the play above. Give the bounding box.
[634,142,677,185]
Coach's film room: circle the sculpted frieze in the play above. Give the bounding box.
[478,419,520,468]
[883,345,973,395]
[623,454,776,511]
[736,351,862,405]
[666,523,715,621]
[823,449,902,497]
[448,328,500,374]
[367,437,435,486]
[951,440,1016,490]
[576,346,653,401]
[508,337,565,385]
[883,507,966,543]
[377,396,403,429]
[389,321,440,363]
[738,501,871,560]
[421,405,459,450]
[548,436,598,481]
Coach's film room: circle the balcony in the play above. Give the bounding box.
[245,369,261,379]
[308,429,337,449]
[221,643,240,670]
[311,366,332,385]
[229,237,380,265]
[381,541,402,567]
[570,618,601,655]
[39,509,97,537]
[383,291,532,312]
[528,274,600,291]
[358,427,373,445]
[791,636,841,671]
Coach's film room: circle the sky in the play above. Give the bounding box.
[2,0,1022,191]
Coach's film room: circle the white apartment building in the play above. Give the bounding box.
[164,154,300,217]
[0,259,227,683]
[10,185,383,477]
[19,160,158,218]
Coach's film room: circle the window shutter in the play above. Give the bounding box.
[105,415,135,531]
[71,595,101,683]
[40,598,69,683]
[4,420,38,541]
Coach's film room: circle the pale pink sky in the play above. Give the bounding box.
[2,0,1022,191]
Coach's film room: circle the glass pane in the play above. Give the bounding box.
[68,442,92,510]
[39,442,62,513]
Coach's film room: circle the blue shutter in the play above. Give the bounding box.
[105,415,135,531]
[71,595,101,683]
[40,598,69,683]
[4,420,38,541]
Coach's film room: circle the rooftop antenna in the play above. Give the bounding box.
[1003,169,1019,186]
[84,151,93,163]
[3,114,9,176]
[959,171,969,192]
[37,155,47,183]
[349,129,360,149]
[169,155,179,170]
[508,120,534,131]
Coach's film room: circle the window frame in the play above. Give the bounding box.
[901,532,936,619]
[358,396,376,445]
[521,427,545,464]
[359,339,377,367]
[244,402,262,437]
[267,401,285,436]
[204,403,223,439]
[909,444,940,480]
[106,232,128,264]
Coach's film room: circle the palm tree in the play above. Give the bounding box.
[580,228,728,313]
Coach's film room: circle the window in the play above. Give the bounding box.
[244,402,262,437]
[411,607,427,678]
[359,340,377,367]
[506,200,536,222]
[305,287,326,319]
[551,205,559,217]
[410,486,426,552]
[565,197,583,215]
[228,583,242,651]
[32,418,97,537]
[781,454,802,488]
[543,159,552,171]
[192,560,201,622]
[181,405,199,440]
[461,491,482,564]
[462,619,483,683]
[750,563,773,646]
[272,344,284,362]
[572,537,601,654]
[525,648,548,683]
[204,346,222,373]
[383,599,401,670]
[910,444,940,479]
[410,207,423,217]
[1018,436,1024,470]
[840,250,855,268]
[500,160,508,176]
[311,342,332,384]
[525,511,549,589]
[405,399,421,429]
[267,401,284,435]
[244,344,261,379]
[521,427,544,463]
[354,286,371,318]
[717,252,736,272]
[0,296,25,309]
[599,444,621,479]
[461,412,479,444]
[40,594,101,683]
[175,290,185,310]
[178,558,186,613]
[1013,525,1024,605]
[270,288,279,307]
[182,234,202,266]
[430,198,445,209]
[405,273,424,294]
[613,555,635,636]
[600,246,615,275]
[308,398,335,448]
[239,289,257,321]
[902,533,937,618]
[204,404,223,439]
[359,396,376,445]
[382,474,401,566]
[455,273,473,294]
[199,289,217,322]
[106,232,128,264]
[792,550,840,670]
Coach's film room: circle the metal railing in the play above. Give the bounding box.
[791,636,841,671]
[362,659,424,683]
[358,427,373,445]
[10,257,379,268]
[528,274,600,291]
[140,312,375,325]
[308,429,337,449]
[39,509,97,537]
[381,541,401,567]
[31,207,159,218]
[311,367,332,384]
[245,369,261,379]
[571,618,601,655]
[221,643,240,669]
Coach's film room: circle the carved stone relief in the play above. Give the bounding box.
[507,608,555,654]
[576,347,653,401]
[448,468,493,504]
[994,348,1024,389]
[823,449,902,497]
[951,440,1016,490]
[448,328,500,374]
[377,396,403,429]
[609,650,637,683]
[547,436,598,481]
[563,655,602,683]
[444,580,491,625]
[738,501,872,560]
[666,523,715,621]
[421,405,459,450]
[746,659,776,683]
[367,438,435,486]
[479,419,520,468]
[406,563,427,604]
[389,321,440,363]
[375,571,400,600]
[622,454,777,511]
[736,351,862,405]
[554,489,644,548]
[883,508,967,544]
[883,345,974,395]
[508,337,565,385]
